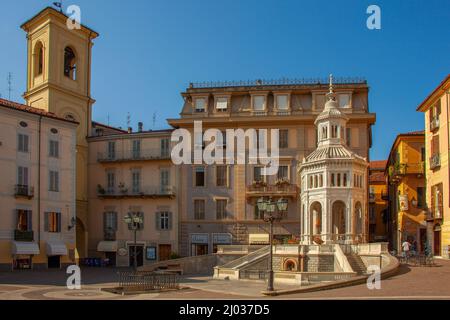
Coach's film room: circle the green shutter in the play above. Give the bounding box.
[155,212,160,231]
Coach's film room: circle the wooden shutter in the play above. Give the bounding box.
[27,210,32,231]
[57,213,61,232]
[155,212,161,231]
[432,135,440,156]
[168,212,173,230]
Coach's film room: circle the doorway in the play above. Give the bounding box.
[129,245,144,267]
[434,226,441,256]
[105,252,116,266]
[48,256,61,269]
[191,244,208,256]
[420,228,427,253]
[158,244,172,261]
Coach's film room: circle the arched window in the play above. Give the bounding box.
[34,42,44,76]
[319,174,323,187]
[64,47,77,80]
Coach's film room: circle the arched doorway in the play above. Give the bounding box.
[310,202,322,236]
[76,218,86,259]
[332,201,346,239]
[283,259,298,271]
[434,224,441,256]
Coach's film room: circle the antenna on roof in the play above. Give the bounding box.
[127,112,131,128]
[152,112,156,130]
[7,72,13,100]
[107,114,110,126]
[53,1,64,13]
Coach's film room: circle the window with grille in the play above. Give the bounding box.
[216,166,227,187]
[194,200,205,220]
[45,212,61,233]
[279,130,288,148]
[49,171,59,192]
[49,140,59,158]
[216,199,228,220]
[18,134,29,153]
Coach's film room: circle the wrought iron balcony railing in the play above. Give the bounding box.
[246,183,298,199]
[14,230,34,242]
[430,154,441,170]
[430,117,440,132]
[14,185,34,198]
[97,149,171,163]
[98,185,176,199]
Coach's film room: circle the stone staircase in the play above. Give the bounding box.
[345,254,367,275]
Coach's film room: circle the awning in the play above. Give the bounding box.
[11,241,40,255]
[247,225,292,236]
[97,241,118,252]
[46,241,68,256]
[249,234,270,244]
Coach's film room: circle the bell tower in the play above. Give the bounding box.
[21,7,99,258]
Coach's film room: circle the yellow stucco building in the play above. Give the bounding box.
[417,74,450,258]
[386,131,426,253]
[368,160,388,242]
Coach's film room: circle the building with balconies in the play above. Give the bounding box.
[386,131,426,254]
[368,160,388,242]
[417,74,450,258]
[168,75,376,256]
[0,98,78,270]
[87,128,179,267]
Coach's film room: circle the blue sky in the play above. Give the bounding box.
[0,0,449,160]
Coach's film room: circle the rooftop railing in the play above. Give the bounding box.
[98,149,171,162]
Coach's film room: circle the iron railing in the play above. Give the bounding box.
[430,117,440,131]
[14,230,34,242]
[430,154,441,170]
[14,185,34,198]
[239,270,267,280]
[98,149,171,162]
[118,271,179,292]
[246,183,298,197]
[189,77,367,89]
[98,185,176,198]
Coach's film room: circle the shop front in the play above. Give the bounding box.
[97,241,118,266]
[190,233,209,256]
[46,241,68,268]
[212,233,232,253]
[11,241,40,270]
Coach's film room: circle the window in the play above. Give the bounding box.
[161,138,170,158]
[277,166,289,180]
[343,173,348,187]
[160,169,170,193]
[331,173,335,187]
[132,140,141,159]
[64,47,76,80]
[279,130,289,148]
[216,97,228,111]
[254,205,264,219]
[253,96,265,111]
[194,200,205,220]
[216,199,228,220]
[132,170,140,193]
[337,173,341,187]
[103,212,118,238]
[127,212,144,230]
[158,212,171,230]
[195,98,206,112]
[18,134,29,153]
[216,166,228,187]
[421,147,426,162]
[45,212,61,233]
[431,135,440,157]
[34,42,44,76]
[339,94,350,108]
[254,167,265,183]
[195,167,205,187]
[106,171,115,193]
[319,174,323,187]
[417,187,425,208]
[322,126,328,140]
[276,95,289,110]
[309,175,313,189]
[16,209,32,231]
[49,171,59,192]
[346,128,351,147]
[49,140,59,158]
[331,125,338,138]
[17,166,29,186]
[107,141,116,160]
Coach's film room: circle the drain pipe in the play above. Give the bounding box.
[38,115,42,248]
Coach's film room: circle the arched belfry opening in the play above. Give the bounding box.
[64,46,77,80]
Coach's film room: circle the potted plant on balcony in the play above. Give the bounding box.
[118,182,128,194]
[313,235,324,245]
[252,180,267,188]
[287,236,298,244]
[97,184,105,195]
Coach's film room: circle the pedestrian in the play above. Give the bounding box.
[402,239,411,261]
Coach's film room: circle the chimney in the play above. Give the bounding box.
[128,127,132,133]
[138,122,143,132]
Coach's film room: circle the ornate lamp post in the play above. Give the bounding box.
[124,213,143,271]
[257,197,288,292]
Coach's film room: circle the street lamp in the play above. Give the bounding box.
[124,212,143,271]
[257,197,289,292]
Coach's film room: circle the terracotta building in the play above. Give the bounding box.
[368,160,388,243]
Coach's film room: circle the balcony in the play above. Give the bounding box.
[14,185,34,199]
[246,182,298,199]
[429,154,441,170]
[369,193,376,203]
[389,162,425,180]
[98,185,176,199]
[97,149,171,163]
[14,230,34,242]
[104,229,116,241]
[429,205,443,220]
[430,117,440,132]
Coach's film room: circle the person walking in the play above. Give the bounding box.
[402,239,411,263]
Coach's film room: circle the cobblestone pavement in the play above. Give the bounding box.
[1,259,450,300]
